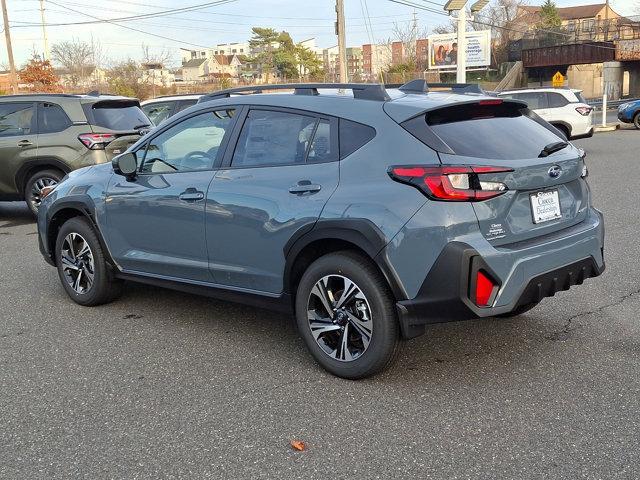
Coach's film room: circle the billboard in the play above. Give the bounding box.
[428,30,491,69]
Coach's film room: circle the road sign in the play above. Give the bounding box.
[552,71,564,87]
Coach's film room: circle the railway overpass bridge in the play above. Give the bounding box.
[518,39,640,98]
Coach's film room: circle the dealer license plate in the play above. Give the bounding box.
[530,190,561,224]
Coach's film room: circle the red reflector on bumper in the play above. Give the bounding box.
[475,270,495,307]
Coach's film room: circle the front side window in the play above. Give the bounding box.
[141,109,235,174]
[0,102,34,137]
[142,101,174,125]
[38,102,71,134]
[231,110,318,167]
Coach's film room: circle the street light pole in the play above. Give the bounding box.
[39,0,50,61]
[456,8,466,83]
[1,0,18,94]
[336,0,347,83]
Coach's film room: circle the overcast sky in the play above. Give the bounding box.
[2,0,636,68]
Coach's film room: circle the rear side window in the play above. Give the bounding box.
[0,102,34,136]
[339,119,375,159]
[547,93,569,108]
[510,92,548,109]
[424,102,563,159]
[231,110,318,167]
[89,101,150,131]
[38,103,71,134]
[574,91,588,104]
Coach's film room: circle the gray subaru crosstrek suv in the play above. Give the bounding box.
[37,81,605,379]
[0,93,150,215]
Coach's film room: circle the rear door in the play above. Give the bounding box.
[206,107,340,293]
[426,101,589,246]
[0,102,38,196]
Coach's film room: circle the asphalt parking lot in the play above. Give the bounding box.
[1,127,639,479]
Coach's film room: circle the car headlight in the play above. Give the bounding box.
[619,103,629,110]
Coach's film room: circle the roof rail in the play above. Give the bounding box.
[199,83,391,102]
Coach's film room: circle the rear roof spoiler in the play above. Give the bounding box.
[386,79,485,95]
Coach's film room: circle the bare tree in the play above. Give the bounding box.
[51,38,94,87]
[141,44,172,67]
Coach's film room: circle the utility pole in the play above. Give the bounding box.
[335,0,347,83]
[1,0,18,94]
[39,0,49,61]
[456,7,466,83]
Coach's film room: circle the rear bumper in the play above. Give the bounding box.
[396,209,605,338]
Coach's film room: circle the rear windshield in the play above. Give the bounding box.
[425,102,563,159]
[90,102,150,131]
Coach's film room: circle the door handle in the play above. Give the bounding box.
[17,140,33,147]
[289,181,322,195]
[178,188,205,202]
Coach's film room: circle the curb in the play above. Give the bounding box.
[593,124,619,133]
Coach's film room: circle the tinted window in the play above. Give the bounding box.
[0,102,34,137]
[339,119,375,159]
[38,102,71,134]
[176,99,198,112]
[547,92,569,108]
[426,103,563,159]
[90,102,150,130]
[231,110,317,167]
[141,109,235,173]
[510,92,548,110]
[142,101,173,125]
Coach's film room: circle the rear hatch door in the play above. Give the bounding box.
[82,98,152,160]
[427,100,589,246]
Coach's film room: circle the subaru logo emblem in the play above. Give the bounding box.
[548,165,562,178]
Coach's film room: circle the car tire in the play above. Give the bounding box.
[295,251,401,379]
[634,113,640,130]
[54,217,123,306]
[497,302,539,318]
[25,169,64,216]
[552,124,570,140]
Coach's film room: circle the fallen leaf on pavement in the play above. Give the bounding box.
[290,440,306,451]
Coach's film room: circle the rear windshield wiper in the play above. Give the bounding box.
[539,141,568,158]
[133,123,152,130]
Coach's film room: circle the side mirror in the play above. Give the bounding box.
[112,152,137,178]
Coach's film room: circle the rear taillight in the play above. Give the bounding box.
[575,106,592,116]
[475,270,497,307]
[388,165,513,201]
[78,133,116,150]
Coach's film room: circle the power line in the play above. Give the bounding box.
[44,0,228,49]
[13,0,239,27]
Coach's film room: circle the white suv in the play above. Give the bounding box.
[497,88,593,140]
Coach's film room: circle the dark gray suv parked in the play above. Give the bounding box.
[0,93,150,215]
[37,81,605,379]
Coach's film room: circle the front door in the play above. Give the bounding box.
[0,102,38,197]
[207,107,340,294]
[104,108,237,282]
